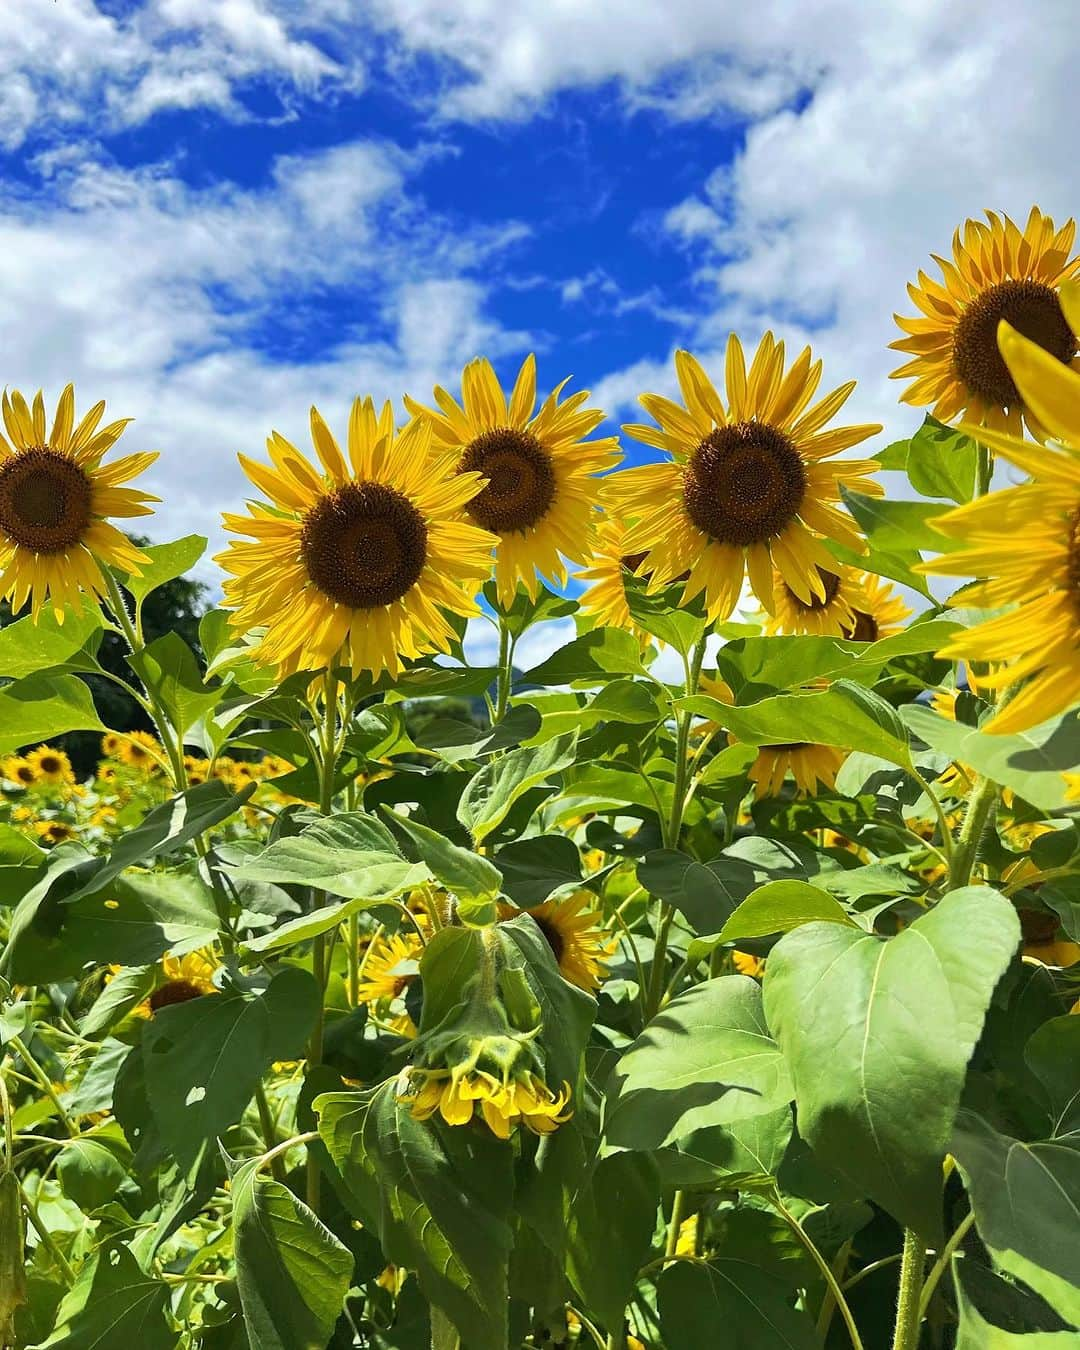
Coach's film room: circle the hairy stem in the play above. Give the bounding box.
[891,1229,926,1350]
[950,774,998,889]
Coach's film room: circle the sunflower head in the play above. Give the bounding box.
[611,339,881,623]
[217,399,497,678]
[101,732,123,759]
[3,756,38,788]
[34,819,75,846]
[355,927,425,1005]
[498,892,613,993]
[118,730,161,771]
[748,742,845,799]
[0,385,158,621]
[891,208,1080,438]
[405,355,619,607]
[26,745,75,787]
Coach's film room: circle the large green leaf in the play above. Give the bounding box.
[492,834,583,907]
[686,680,911,769]
[62,869,221,968]
[718,881,857,942]
[566,1153,658,1328]
[953,1109,1080,1306]
[763,887,1020,1242]
[841,486,963,554]
[35,1241,177,1349]
[953,1258,1079,1348]
[524,629,648,684]
[234,812,430,899]
[1025,1015,1080,1136]
[458,735,577,844]
[658,1260,818,1350]
[142,966,318,1177]
[382,808,501,907]
[55,1127,131,1211]
[0,674,104,754]
[0,607,102,680]
[657,1107,793,1188]
[605,976,794,1150]
[906,416,978,502]
[316,1083,512,1350]
[117,533,207,603]
[901,704,1074,810]
[230,1155,353,1350]
[129,632,220,737]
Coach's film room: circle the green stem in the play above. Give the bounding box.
[949,774,998,889]
[908,768,954,870]
[816,1239,853,1341]
[257,1130,318,1177]
[7,1037,78,1138]
[891,1229,926,1350]
[347,912,361,1007]
[770,1192,864,1350]
[254,1083,284,1183]
[21,1183,76,1285]
[664,1189,687,1259]
[494,616,512,725]
[918,1212,976,1319]
[0,1073,12,1167]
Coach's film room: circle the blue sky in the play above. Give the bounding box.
[1,0,1077,631]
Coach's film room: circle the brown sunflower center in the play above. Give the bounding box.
[683,421,807,546]
[787,569,841,612]
[14,765,35,785]
[458,428,556,534]
[300,481,428,609]
[531,912,565,964]
[845,609,879,642]
[0,447,93,554]
[952,279,1077,407]
[1017,907,1057,945]
[149,979,206,1012]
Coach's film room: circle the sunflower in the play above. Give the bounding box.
[748,742,845,799]
[1015,905,1080,969]
[575,519,652,644]
[25,745,75,787]
[217,400,496,678]
[405,355,620,606]
[610,340,881,622]
[399,1063,572,1140]
[842,572,912,642]
[0,385,157,621]
[891,208,1080,438]
[920,310,1080,733]
[146,949,220,1012]
[34,819,74,846]
[732,951,764,978]
[101,732,123,758]
[118,730,162,771]
[3,756,38,788]
[498,892,613,993]
[355,927,424,1005]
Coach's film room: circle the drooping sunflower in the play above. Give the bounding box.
[748,742,846,799]
[404,355,620,607]
[399,1064,572,1140]
[609,340,882,622]
[920,307,1080,733]
[891,208,1080,438]
[217,400,496,678]
[0,385,157,621]
[25,745,75,788]
[499,892,613,993]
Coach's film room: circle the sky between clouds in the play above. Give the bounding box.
[1,0,1078,606]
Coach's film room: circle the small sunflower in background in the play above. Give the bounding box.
[25,745,75,788]
[575,519,653,645]
[118,730,162,772]
[217,399,496,678]
[405,354,619,607]
[891,208,1080,438]
[499,892,613,993]
[921,299,1080,733]
[1012,904,1080,970]
[100,732,124,758]
[748,742,846,799]
[763,564,910,642]
[610,339,881,622]
[0,385,157,621]
[355,927,424,1007]
[34,819,75,846]
[3,756,38,788]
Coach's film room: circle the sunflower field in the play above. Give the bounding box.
[2,207,1080,1350]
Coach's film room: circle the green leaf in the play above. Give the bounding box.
[62,869,221,968]
[0,607,102,680]
[566,1154,658,1327]
[484,579,577,636]
[841,486,963,553]
[906,416,978,502]
[657,1107,793,1187]
[708,623,960,705]
[953,1109,1080,1302]
[492,835,583,907]
[129,632,220,737]
[688,680,911,769]
[382,808,502,903]
[525,629,648,685]
[658,1260,818,1350]
[142,966,319,1177]
[234,812,430,899]
[80,966,157,1039]
[901,704,1074,811]
[625,578,707,655]
[525,680,665,744]
[763,887,1020,1242]
[604,976,794,1150]
[35,1241,177,1349]
[718,881,857,942]
[316,1083,512,1350]
[417,927,484,1033]
[56,1127,131,1210]
[953,1257,1079,1347]
[1025,1015,1080,1136]
[458,735,577,844]
[414,704,541,763]
[0,674,104,754]
[230,1154,353,1350]
[118,534,206,603]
